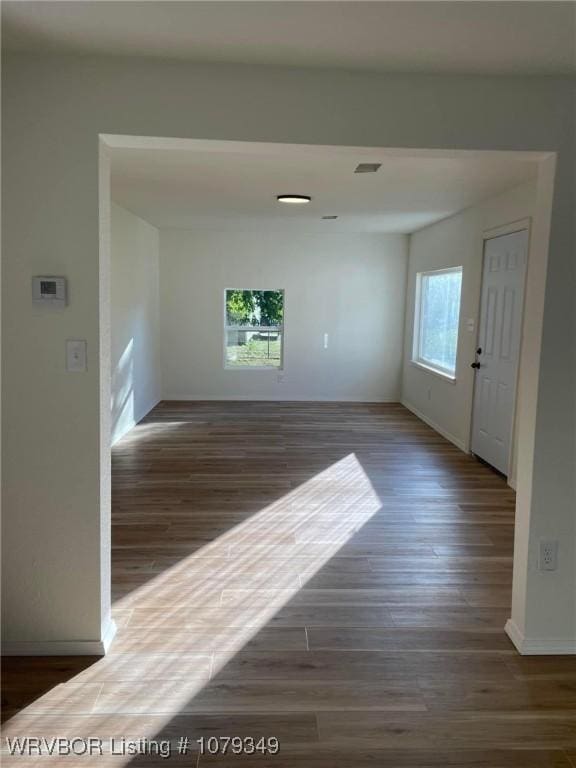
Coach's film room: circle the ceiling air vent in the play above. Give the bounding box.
[354,163,382,174]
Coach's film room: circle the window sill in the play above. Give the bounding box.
[410,360,457,383]
[224,366,282,372]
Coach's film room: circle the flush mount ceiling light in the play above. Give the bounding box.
[276,195,312,204]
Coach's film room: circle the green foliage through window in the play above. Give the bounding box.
[225,289,284,368]
[416,269,462,376]
[226,289,283,327]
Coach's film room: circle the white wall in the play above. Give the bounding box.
[401,182,536,473]
[111,203,161,444]
[2,53,573,654]
[160,231,407,402]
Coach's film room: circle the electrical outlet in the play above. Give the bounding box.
[539,540,558,571]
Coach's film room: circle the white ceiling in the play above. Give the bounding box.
[3,1,575,76]
[110,142,540,234]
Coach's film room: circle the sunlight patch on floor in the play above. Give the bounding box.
[10,453,382,738]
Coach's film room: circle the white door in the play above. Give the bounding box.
[471,229,528,475]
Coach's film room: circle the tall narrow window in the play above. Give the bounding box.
[224,289,284,369]
[414,267,462,378]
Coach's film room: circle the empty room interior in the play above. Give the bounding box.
[2,2,575,766]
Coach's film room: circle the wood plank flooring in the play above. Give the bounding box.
[3,402,576,766]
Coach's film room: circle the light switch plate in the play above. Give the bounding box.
[66,339,87,372]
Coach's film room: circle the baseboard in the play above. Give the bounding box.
[400,399,467,452]
[163,394,398,403]
[112,395,161,445]
[2,618,117,657]
[100,615,118,653]
[504,618,525,653]
[505,618,576,655]
[135,395,162,424]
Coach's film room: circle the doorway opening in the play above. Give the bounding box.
[98,136,556,661]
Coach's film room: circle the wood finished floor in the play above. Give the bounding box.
[3,401,576,767]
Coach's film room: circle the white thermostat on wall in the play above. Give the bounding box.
[32,276,67,306]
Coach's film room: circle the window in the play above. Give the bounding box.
[224,289,284,369]
[413,267,462,378]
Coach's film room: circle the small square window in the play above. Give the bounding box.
[224,289,284,369]
[413,267,462,378]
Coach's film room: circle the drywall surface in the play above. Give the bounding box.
[2,53,573,652]
[111,203,161,444]
[401,182,536,470]
[160,231,407,401]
